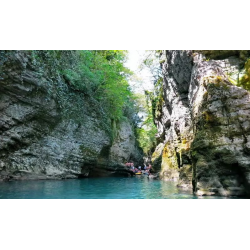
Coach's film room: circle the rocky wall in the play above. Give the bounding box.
[0,51,143,180]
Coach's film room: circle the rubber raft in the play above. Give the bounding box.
[135,171,149,175]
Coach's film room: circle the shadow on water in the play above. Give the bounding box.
[0,176,239,199]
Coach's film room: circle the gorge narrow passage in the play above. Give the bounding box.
[1,50,250,198]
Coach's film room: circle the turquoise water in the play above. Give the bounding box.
[0,176,229,199]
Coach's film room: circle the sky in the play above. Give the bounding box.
[124,50,154,94]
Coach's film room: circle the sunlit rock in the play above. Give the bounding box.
[153,50,250,197]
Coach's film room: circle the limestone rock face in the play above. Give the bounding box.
[153,50,250,196]
[110,120,143,166]
[153,51,194,187]
[0,51,142,180]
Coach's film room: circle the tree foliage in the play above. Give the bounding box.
[134,93,157,155]
[131,51,165,155]
[25,50,137,123]
[62,50,134,121]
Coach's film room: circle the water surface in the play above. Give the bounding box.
[0,176,230,199]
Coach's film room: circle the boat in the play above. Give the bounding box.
[135,172,142,175]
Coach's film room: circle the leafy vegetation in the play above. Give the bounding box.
[133,50,164,155]
[61,50,134,120]
[194,50,250,60]
[132,93,157,155]
[237,58,250,90]
[25,50,139,124]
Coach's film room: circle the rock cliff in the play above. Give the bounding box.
[0,51,143,180]
[152,50,250,197]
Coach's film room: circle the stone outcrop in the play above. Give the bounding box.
[0,51,143,181]
[153,50,250,197]
[109,120,142,166]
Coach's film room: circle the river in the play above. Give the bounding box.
[0,176,233,199]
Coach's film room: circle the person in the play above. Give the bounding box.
[130,163,135,172]
[138,166,141,170]
[143,164,147,170]
[148,164,152,175]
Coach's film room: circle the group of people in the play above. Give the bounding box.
[125,162,152,175]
